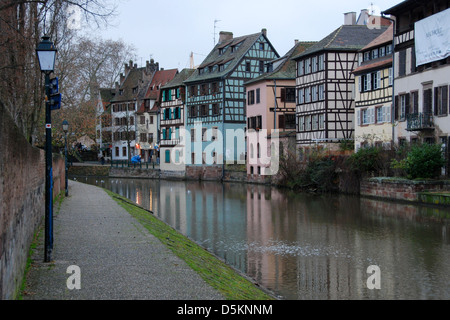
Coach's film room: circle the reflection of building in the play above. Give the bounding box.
[95,88,115,159]
[158,180,187,233]
[353,24,394,151]
[383,1,450,170]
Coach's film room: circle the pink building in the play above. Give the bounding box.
[245,41,315,181]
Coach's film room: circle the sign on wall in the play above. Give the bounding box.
[415,8,450,66]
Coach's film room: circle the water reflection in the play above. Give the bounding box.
[78,176,450,300]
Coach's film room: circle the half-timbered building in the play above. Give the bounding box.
[160,68,195,175]
[293,15,389,156]
[183,29,279,178]
[244,40,316,180]
[383,0,450,151]
[136,67,178,163]
[110,60,158,161]
[353,24,394,151]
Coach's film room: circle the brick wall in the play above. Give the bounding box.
[0,103,65,300]
[360,177,450,202]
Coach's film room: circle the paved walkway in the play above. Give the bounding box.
[23,180,224,300]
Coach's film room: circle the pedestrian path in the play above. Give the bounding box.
[23,180,224,300]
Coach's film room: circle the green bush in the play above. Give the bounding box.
[347,146,383,175]
[391,143,445,179]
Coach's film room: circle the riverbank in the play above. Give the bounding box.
[69,163,450,207]
[20,180,276,300]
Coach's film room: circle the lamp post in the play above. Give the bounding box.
[36,35,57,263]
[63,120,69,197]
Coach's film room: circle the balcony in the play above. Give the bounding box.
[406,113,434,132]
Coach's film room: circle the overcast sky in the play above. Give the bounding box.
[84,0,403,70]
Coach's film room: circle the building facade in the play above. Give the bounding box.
[293,13,389,156]
[384,0,450,151]
[183,29,279,178]
[136,67,178,162]
[110,60,159,161]
[244,41,315,179]
[160,68,195,175]
[353,24,394,151]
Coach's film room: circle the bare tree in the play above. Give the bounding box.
[0,0,119,143]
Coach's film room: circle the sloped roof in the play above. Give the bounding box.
[162,68,196,89]
[144,68,178,100]
[245,41,317,85]
[292,25,389,60]
[185,30,279,83]
[361,24,394,51]
[110,67,146,103]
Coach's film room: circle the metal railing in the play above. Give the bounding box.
[406,113,434,131]
[110,160,159,169]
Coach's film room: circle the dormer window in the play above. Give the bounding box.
[132,87,138,94]
[119,89,124,96]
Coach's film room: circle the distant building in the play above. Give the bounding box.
[110,60,159,161]
[353,24,394,151]
[136,67,178,162]
[244,40,316,180]
[159,68,195,176]
[292,12,389,156]
[183,29,279,179]
[95,88,115,159]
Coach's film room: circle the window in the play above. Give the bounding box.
[202,128,207,141]
[319,114,325,130]
[423,88,433,114]
[285,114,296,129]
[248,90,255,105]
[435,86,448,116]
[140,116,145,125]
[165,150,171,163]
[191,129,196,142]
[312,56,318,73]
[297,61,304,76]
[122,147,127,157]
[298,88,304,104]
[285,88,296,102]
[364,52,370,61]
[305,58,311,74]
[299,116,305,131]
[150,116,154,124]
[259,61,264,73]
[212,104,220,116]
[371,49,378,60]
[256,88,261,104]
[400,94,408,120]
[140,133,147,142]
[318,54,325,71]
[200,104,208,117]
[115,147,119,157]
[372,71,381,90]
[304,87,311,103]
[411,91,419,114]
[312,114,318,130]
[363,74,372,92]
[399,50,407,77]
[376,106,384,123]
[318,84,325,100]
[388,68,393,86]
[190,105,197,118]
[246,62,251,72]
[259,43,265,50]
[305,116,311,130]
[311,86,318,102]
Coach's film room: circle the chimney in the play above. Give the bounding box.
[344,12,356,25]
[219,31,233,43]
[261,28,267,37]
[295,39,299,45]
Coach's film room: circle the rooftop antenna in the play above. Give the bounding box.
[214,19,221,45]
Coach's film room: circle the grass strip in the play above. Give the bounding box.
[105,189,276,301]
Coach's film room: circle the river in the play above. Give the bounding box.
[77,176,450,300]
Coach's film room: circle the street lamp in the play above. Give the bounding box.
[36,35,57,263]
[63,120,69,197]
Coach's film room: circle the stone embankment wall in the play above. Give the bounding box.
[0,103,65,300]
[360,177,450,202]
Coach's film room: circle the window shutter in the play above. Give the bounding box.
[444,86,449,115]
[280,88,286,102]
[377,71,381,89]
[434,87,439,115]
[359,76,362,93]
[356,109,361,126]
[394,96,399,120]
[405,93,410,116]
[367,73,371,91]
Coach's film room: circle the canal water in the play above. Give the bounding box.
[77,176,450,300]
